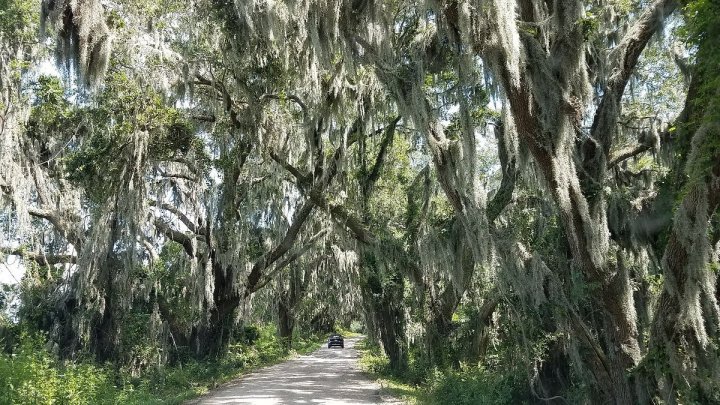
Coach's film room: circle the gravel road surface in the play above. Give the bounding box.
[187,337,400,404]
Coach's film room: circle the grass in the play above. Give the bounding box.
[355,338,530,405]
[377,379,425,404]
[355,338,426,404]
[0,327,325,405]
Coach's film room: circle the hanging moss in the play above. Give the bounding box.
[61,72,196,202]
[41,0,112,88]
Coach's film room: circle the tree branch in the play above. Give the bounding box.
[2,248,77,265]
[307,188,376,245]
[362,116,399,197]
[271,150,376,245]
[608,144,652,168]
[157,169,198,183]
[487,120,518,222]
[153,218,196,257]
[247,228,329,294]
[24,206,82,246]
[245,201,315,292]
[150,200,204,236]
[589,0,678,159]
[269,151,312,188]
[141,239,159,264]
[260,93,309,118]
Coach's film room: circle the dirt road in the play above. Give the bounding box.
[187,337,400,404]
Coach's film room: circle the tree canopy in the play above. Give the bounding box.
[1,0,719,403]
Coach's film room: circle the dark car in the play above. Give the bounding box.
[328,334,344,348]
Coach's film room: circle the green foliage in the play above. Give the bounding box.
[426,365,527,405]
[362,134,416,234]
[0,332,118,405]
[358,341,425,403]
[53,72,196,202]
[16,263,66,333]
[0,0,36,41]
[578,13,599,41]
[334,321,364,337]
[683,0,720,101]
[0,325,324,404]
[358,337,530,405]
[26,76,75,152]
[358,339,391,372]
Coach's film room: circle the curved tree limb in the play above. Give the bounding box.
[362,116,401,198]
[608,144,653,168]
[587,0,678,177]
[247,227,329,295]
[150,200,204,236]
[245,201,315,293]
[153,218,196,257]
[1,248,77,265]
[487,119,518,223]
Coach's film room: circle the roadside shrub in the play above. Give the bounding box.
[0,324,324,404]
[253,325,288,362]
[0,332,117,405]
[358,340,392,375]
[236,325,261,345]
[426,365,528,405]
[349,321,364,333]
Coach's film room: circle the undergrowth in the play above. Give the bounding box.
[357,338,529,405]
[0,326,324,404]
[357,339,425,404]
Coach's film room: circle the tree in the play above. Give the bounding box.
[1,0,718,402]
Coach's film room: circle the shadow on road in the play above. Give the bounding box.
[187,337,392,405]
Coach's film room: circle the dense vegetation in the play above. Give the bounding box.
[0,325,325,404]
[1,0,718,403]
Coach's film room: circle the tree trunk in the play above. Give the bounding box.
[466,296,499,363]
[376,294,407,373]
[535,343,572,404]
[193,300,237,358]
[362,253,408,373]
[598,259,645,404]
[193,257,239,358]
[426,305,454,367]
[277,294,294,348]
[278,300,295,348]
[650,161,720,402]
[92,302,118,362]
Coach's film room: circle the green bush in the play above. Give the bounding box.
[357,337,532,405]
[357,340,391,374]
[426,365,527,405]
[0,333,117,405]
[0,325,324,404]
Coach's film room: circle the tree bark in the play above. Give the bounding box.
[465,0,675,400]
[374,279,407,373]
[277,295,294,347]
[649,118,720,402]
